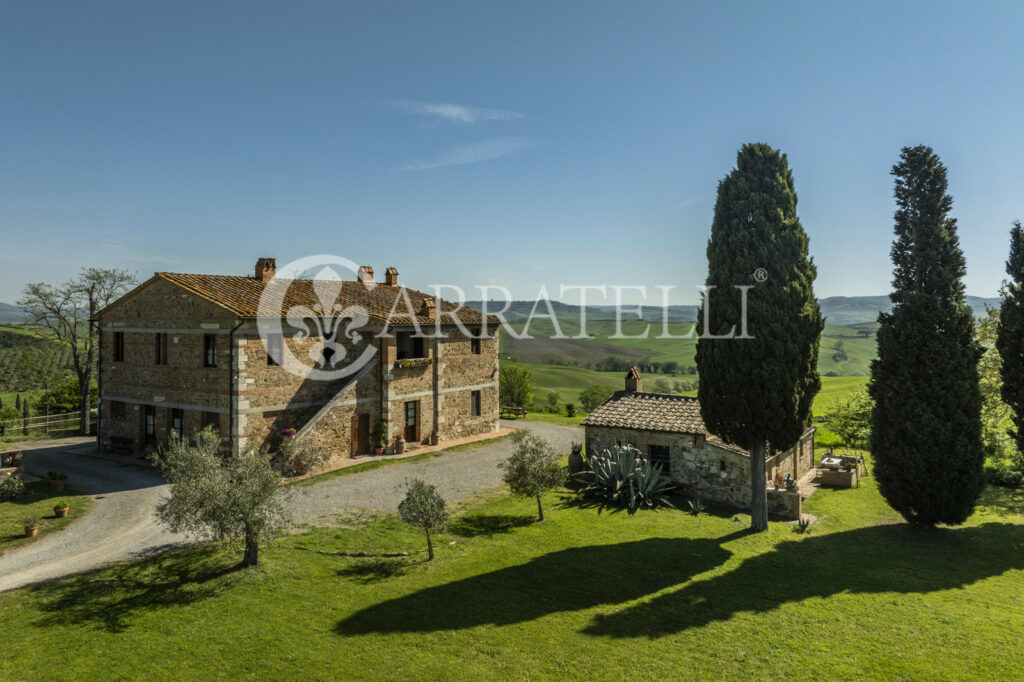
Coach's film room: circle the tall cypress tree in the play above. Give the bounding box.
[696,143,822,531]
[870,145,983,525]
[996,221,1024,461]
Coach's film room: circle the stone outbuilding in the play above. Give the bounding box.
[582,369,814,512]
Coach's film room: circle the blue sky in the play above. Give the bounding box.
[2,1,1022,305]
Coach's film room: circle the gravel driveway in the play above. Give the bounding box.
[286,420,582,524]
[0,420,581,591]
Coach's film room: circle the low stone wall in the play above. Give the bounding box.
[820,469,858,488]
[767,489,801,519]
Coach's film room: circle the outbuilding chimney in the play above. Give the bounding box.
[357,265,374,284]
[420,297,436,319]
[625,366,643,393]
[385,267,399,286]
[255,257,276,283]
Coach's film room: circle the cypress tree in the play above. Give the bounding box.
[996,221,1024,461]
[696,143,823,531]
[869,145,983,525]
[15,393,21,411]
[22,399,29,436]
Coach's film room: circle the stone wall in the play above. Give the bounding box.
[584,426,752,508]
[767,489,801,519]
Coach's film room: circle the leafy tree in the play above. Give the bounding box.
[153,427,287,567]
[19,268,137,434]
[39,374,96,415]
[499,365,534,409]
[820,387,873,449]
[398,479,448,560]
[870,146,984,525]
[0,405,21,431]
[579,384,614,412]
[500,431,564,521]
[653,378,672,394]
[997,222,1024,466]
[696,143,823,531]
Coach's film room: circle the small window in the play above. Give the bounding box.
[203,334,217,367]
[155,333,168,365]
[470,336,481,354]
[113,332,125,362]
[170,408,183,438]
[719,459,727,472]
[110,401,126,421]
[396,331,426,359]
[144,405,156,445]
[267,333,283,366]
[649,444,671,472]
[203,412,219,432]
[471,390,482,417]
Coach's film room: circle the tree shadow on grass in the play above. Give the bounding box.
[27,547,244,633]
[335,531,747,635]
[975,485,1024,518]
[447,513,536,537]
[584,522,1024,638]
[338,557,419,585]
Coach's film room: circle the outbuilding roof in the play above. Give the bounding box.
[582,391,707,434]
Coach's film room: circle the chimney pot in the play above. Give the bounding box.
[625,366,643,393]
[357,265,374,284]
[255,257,277,283]
[420,297,436,319]
[385,266,399,286]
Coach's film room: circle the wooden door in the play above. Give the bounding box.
[404,401,418,442]
[351,413,370,457]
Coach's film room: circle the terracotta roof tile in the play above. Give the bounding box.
[582,392,707,434]
[155,272,499,326]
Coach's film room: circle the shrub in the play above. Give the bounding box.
[576,443,674,513]
[398,479,448,560]
[53,500,69,510]
[272,431,330,477]
[985,458,1024,488]
[22,515,40,529]
[0,475,25,501]
[499,431,564,521]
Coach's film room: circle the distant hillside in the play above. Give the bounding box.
[819,295,1000,324]
[0,302,27,324]
[468,296,999,327]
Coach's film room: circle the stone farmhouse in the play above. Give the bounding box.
[583,368,814,514]
[96,258,500,462]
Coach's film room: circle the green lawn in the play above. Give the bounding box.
[0,482,93,555]
[0,452,1022,679]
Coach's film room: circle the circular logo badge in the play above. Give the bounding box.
[256,254,378,381]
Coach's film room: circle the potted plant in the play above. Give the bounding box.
[371,420,387,455]
[567,442,585,475]
[394,435,406,454]
[47,470,68,492]
[23,516,40,538]
[53,501,69,518]
[566,403,576,418]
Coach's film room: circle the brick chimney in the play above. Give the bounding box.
[385,266,399,286]
[625,366,642,393]
[255,257,276,283]
[357,265,374,284]
[420,297,436,319]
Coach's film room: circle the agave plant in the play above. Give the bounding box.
[575,443,674,513]
[687,495,704,516]
[796,516,812,534]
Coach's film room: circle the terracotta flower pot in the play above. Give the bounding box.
[24,525,38,538]
[54,507,68,518]
[50,480,66,492]
[374,447,383,455]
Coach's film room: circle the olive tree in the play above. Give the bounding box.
[500,431,564,521]
[398,479,448,560]
[153,427,287,567]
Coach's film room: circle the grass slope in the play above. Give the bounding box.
[0,453,1021,679]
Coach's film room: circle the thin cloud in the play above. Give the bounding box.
[400,137,534,171]
[393,99,523,124]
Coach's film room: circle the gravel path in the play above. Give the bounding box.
[286,420,582,524]
[0,421,581,591]
[0,439,185,593]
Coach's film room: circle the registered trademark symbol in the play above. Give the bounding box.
[753,268,768,283]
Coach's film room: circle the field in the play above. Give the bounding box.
[0,451,1021,679]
